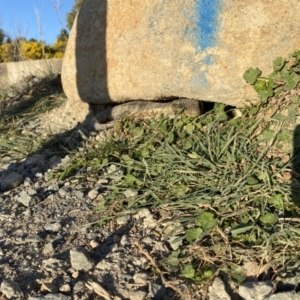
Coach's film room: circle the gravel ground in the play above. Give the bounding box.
[0,107,300,299]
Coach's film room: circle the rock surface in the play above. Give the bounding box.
[62,0,300,107]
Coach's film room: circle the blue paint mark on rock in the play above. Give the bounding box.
[196,0,221,50]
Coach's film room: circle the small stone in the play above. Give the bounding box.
[141,237,153,246]
[25,154,45,168]
[28,293,72,300]
[124,188,138,198]
[44,222,62,233]
[116,215,131,225]
[96,178,109,185]
[0,172,23,191]
[268,292,300,300]
[88,189,99,199]
[43,258,66,272]
[130,291,147,300]
[110,243,119,252]
[79,226,88,233]
[43,243,55,255]
[17,190,40,207]
[169,236,182,250]
[239,281,273,300]
[133,273,148,285]
[70,247,94,271]
[44,172,50,181]
[90,240,99,248]
[74,190,84,199]
[135,208,151,219]
[148,283,167,299]
[22,209,32,217]
[135,208,157,228]
[47,183,60,193]
[120,235,129,246]
[40,282,59,293]
[95,261,112,270]
[71,270,80,279]
[23,177,33,186]
[35,172,44,179]
[25,234,43,243]
[73,281,85,294]
[59,284,71,293]
[208,277,231,300]
[86,232,97,239]
[58,187,70,197]
[0,279,23,299]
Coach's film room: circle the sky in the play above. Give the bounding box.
[0,0,74,45]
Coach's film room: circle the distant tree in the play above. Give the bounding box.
[57,28,69,42]
[66,0,84,31]
[0,29,5,45]
[21,41,44,60]
[0,29,12,45]
[49,28,69,58]
[0,43,14,62]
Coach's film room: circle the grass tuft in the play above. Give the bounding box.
[0,74,66,158]
[51,100,300,284]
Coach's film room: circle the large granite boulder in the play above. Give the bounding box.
[62,0,300,107]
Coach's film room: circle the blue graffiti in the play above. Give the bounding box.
[180,1,221,88]
[196,0,220,50]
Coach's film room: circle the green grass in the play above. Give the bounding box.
[51,102,300,285]
[1,53,300,290]
[0,74,66,158]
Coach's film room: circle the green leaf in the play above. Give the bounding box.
[124,174,143,186]
[273,56,285,72]
[259,213,278,225]
[140,147,150,157]
[213,103,226,114]
[280,66,290,80]
[291,95,299,104]
[260,129,274,142]
[277,130,291,143]
[246,176,259,185]
[188,152,201,159]
[258,89,274,103]
[231,225,255,237]
[273,113,287,121]
[196,212,218,231]
[243,67,262,84]
[180,264,195,279]
[185,227,203,243]
[194,269,214,282]
[183,139,193,150]
[268,71,282,81]
[166,132,174,143]
[159,251,180,272]
[246,106,260,116]
[174,184,188,197]
[284,72,299,91]
[121,154,135,166]
[268,194,284,210]
[253,80,274,103]
[257,171,268,181]
[132,126,144,137]
[184,124,195,135]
